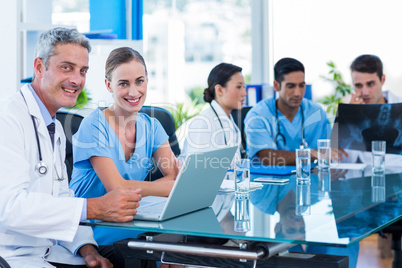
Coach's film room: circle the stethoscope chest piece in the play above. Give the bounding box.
[35,161,48,176]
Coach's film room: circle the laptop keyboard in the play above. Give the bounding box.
[137,201,166,214]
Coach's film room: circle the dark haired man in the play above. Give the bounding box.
[350,54,402,104]
[344,54,402,165]
[245,58,345,165]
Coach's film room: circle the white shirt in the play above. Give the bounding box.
[178,100,242,168]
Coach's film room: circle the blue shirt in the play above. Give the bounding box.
[70,108,169,198]
[244,97,331,159]
[28,84,55,126]
[69,108,169,245]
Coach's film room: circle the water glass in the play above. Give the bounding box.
[234,195,251,232]
[234,159,250,196]
[296,180,311,216]
[296,148,311,182]
[317,139,331,170]
[372,141,386,173]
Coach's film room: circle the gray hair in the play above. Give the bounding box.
[33,27,91,78]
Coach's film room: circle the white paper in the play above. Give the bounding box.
[330,163,367,170]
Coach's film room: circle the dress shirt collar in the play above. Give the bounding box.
[28,84,55,126]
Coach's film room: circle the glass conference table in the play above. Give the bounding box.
[81,166,402,267]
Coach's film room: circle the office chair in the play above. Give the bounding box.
[231,106,252,158]
[379,219,402,268]
[139,106,181,181]
[0,257,11,268]
[56,111,84,182]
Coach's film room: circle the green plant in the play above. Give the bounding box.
[319,61,352,118]
[165,98,207,130]
[68,88,92,109]
[187,86,205,105]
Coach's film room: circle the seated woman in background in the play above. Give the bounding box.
[69,47,179,245]
[179,62,247,166]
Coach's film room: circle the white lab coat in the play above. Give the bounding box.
[178,100,242,168]
[0,84,96,267]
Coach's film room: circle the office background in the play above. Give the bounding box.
[2,0,402,113]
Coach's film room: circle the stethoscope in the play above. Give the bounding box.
[210,103,228,145]
[274,100,308,149]
[21,91,66,180]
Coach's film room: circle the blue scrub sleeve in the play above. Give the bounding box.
[245,111,277,159]
[73,112,114,169]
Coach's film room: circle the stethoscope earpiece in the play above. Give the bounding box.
[35,161,48,176]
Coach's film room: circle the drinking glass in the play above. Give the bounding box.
[372,140,386,173]
[234,159,250,197]
[317,139,331,170]
[296,148,311,182]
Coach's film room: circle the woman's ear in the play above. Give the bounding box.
[105,78,113,93]
[214,84,224,97]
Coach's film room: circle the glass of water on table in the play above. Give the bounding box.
[234,159,250,197]
[317,139,331,170]
[296,148,311,182]
[372,140,386,173]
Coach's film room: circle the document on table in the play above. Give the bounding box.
[330,163,367,170]
[219,180,263,193]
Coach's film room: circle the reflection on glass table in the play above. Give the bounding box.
[81,167,402,248]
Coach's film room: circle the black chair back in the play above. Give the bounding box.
[139,106,181,180]
[231,106,252,158]
[0,256,11,268]
[56,111,84,182]
[140,106,180,156]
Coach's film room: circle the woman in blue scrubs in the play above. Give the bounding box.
[70,47,180,245]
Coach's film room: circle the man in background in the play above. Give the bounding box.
[245,57,344,166]
[343,54,402,165]
[349,54,402,104]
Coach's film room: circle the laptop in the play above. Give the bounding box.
[132,207,224,234]
[135,146,238,221]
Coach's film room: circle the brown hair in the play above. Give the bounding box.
[105,47,147,81]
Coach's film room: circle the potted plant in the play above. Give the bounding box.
[319,61,352,119]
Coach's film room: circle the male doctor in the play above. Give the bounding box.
[245,57,345,165]
[0,28,141,267]
[343,54,402,166]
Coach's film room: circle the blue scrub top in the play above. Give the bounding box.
[69,109,169,245]
[70,108,169,198]
[244,97,331,159]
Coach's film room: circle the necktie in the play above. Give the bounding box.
[47,122,55,149]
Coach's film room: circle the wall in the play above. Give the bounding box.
[0,1,19,98]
